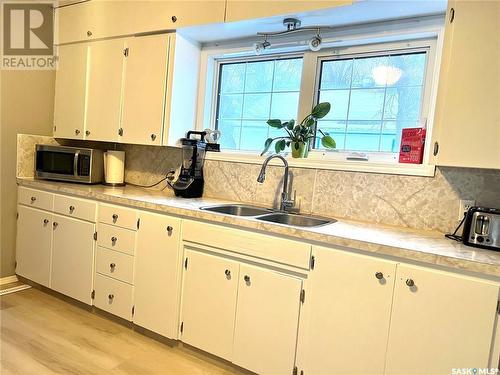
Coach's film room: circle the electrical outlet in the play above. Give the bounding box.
[458,199,475,220]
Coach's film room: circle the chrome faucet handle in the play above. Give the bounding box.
[281,190,296,212]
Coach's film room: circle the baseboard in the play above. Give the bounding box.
[0,275,18,285]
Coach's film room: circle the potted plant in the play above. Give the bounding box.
[261,102,336,158]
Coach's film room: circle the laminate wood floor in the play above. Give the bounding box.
[0,288,244,375]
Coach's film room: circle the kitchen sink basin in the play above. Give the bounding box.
[256,212,335,227]
[200,204,272,217]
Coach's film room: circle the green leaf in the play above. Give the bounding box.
[275,139,286,153]
[261,138,274,156]
[286,119,295,130]
[321,135,336,149]
[305,118,315,127]
[311,102,331,119]
[267,119,284,128]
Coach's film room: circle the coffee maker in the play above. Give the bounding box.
[170,131,207,198]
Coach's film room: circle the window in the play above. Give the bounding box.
[315,51,428,153]
[215,57,303,151]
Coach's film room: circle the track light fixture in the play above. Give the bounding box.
[254,18,328,54]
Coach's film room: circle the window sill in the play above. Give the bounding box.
[205,151,436,177]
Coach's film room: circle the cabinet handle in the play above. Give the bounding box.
[224,269,231,277]
[110,263,116,270]
[30,196,36,202]
[43,219,49,224]
[118,128,124,136]
[244,275,251,283]
[375,272,384,280]
[75,129,80,135]
[167,226,173,235]
[85,130,90,136]
[53,222,58,228]
[108,294,114,300]
[151,134,157,141]
[87,30,92,37]
[171,15,177,23]
[405,279,415,287]
[69,205,75,212]
[111,236,117,244]
[112,214,118,222]
[433,141,439,156]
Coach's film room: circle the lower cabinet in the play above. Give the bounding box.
[133,211,182,339]
[93,273,134,320]
[16,205,53,287]
[51,214,96,305]
[385,264,499,374]
[180,247,304,374]
[300,246,397,375]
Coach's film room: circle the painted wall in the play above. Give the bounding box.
[1,70,55,278]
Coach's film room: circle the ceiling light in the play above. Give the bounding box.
[308,35,322,52]
[372,65,403,86]
[253,40,270,55]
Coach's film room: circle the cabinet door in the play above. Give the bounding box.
[180,249,239,361]
[51,214,95,305]
[432,1,500,168]
[15,206,52,287]
[85,39,125,142]
[233,264,303,375]
[225,0,351,22]
[299,247,397,375]
[386,264,499,374]
[134,211,181,338]
[53,43,89,140]
[121,35,169,145]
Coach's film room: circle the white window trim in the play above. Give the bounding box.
[195,16,445,177]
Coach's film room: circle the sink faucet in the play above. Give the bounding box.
[257,155,295,212]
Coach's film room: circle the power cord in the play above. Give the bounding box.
[126,171,176,189]
[445,213,467,242]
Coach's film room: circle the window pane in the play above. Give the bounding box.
[316,51,427,152]
[216,57,303,151]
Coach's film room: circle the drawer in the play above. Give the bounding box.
[94,273,134,321]
[97,223,136,255]
[54,194,97,222]
[96,247,134,284]
[99,204,138,230]
[18,187,54,211]
[183,220,312,270]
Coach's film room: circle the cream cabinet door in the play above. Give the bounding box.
[120,35,169,145]
[15,206,53,287]
[225,0,352,22]
[134,211,181,339]
[233,264,303,375]
[51,214,96,305]
[300,246,397,375]
[85,39,125,142]
[385,264,499,374]
[53,43,89,140]
[180,249,239,361]
[432,1,500,169]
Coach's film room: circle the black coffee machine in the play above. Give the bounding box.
[171,131,207,198]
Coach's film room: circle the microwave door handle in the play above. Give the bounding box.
[73,151,79,176]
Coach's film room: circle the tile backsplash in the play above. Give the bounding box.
[17,134,500,234]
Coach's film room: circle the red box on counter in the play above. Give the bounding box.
[399,127,426,164]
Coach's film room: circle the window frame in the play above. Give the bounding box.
[197,18,444,177]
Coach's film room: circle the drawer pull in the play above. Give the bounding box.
[53,222,58,229]
[112,214,118,222]
[43,219,49,225]
[111,236,117,245]
[406,279,415,287]
[375,272,384,280]
[225,269,231,277]
[108,294,114,300]
[69,205,75,212]
[75,129,80,135]
[30,196,36,202]
[167,226,173,235]
[244,275,251,283]
[110,263,116,270]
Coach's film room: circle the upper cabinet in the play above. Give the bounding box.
[53,33,199,146]
[432,1,500,169]
[225,0,351,23]
[56,0,226,44]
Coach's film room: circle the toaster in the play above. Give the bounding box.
[463,207,500,251]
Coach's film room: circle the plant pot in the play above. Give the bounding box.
[291,141,309,158]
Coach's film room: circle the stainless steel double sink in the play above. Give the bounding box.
[200,204,336,228]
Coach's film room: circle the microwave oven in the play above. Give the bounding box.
[35,144,103,184]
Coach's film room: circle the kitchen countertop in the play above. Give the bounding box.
[17,178,500,278]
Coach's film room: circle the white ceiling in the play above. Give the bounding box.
[180,0,447,44]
